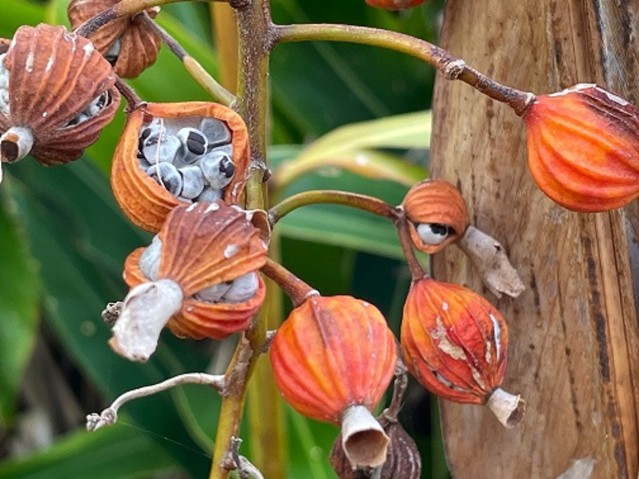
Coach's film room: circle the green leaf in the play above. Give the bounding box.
[0,419,179,479]
[0,197,40,426]
[0,0,45,35]
[272,111,430,191]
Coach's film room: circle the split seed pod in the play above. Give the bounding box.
[365,0,426,10]
[0,24,120,179]
[110,201,268,362]
[270,295,398,469]
[401,277,524,428]
[330,418,421,479]
[68,0,162,78]
[111,102,250,232]
[524,83,639,212]
[402,179,469,253]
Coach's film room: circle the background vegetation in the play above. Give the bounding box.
[0,0,448,477]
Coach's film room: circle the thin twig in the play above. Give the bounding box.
[396,213,427,281]
[260,258,319,307]
[230,437,265,479]
[86,373,225,431]
[383,358,408,422]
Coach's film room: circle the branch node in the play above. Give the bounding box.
[443,59,466,80]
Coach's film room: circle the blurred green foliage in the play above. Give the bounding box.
[0,0,447,477]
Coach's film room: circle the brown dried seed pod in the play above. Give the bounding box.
[0,24,120,168]
[111,102,250,232]
[68,0,162,78]
[402,179,470,253]
[120,202,268,342]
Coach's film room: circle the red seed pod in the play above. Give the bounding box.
[110,202,268,361]
[402,179,470,254]
[68,0,162,78]
[524,83,639,212]
[401,277,524,427]
[0,24,120,173]
[270,295,398,468]
[365,0,426,10]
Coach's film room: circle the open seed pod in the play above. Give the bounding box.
[401,277,525,428]
[110,201,267,361]
[68,0,162,78]
[111,102,250,232]
[402,179,469,253]
[270,295,397,469]
[0,24,120,178]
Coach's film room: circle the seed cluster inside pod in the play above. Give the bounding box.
[0,53,9,117]
[136,115,235,203]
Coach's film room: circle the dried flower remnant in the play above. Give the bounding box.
[68,0,162,78]
[365,0,426,10]
[0,24,120,181]
[110,202,267,362]
[523,83,639,212]
[401,277,524,427]
[330,418,421,479]
[111,102,250,232]
[402,179,469,254]
[270,295,397,469]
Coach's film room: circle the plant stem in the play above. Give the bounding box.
[115,77,143,110]
[140,15,235,106]
[396,215,427,281]
[260,258,318,307]
[268,189,400,225]
[274,24,535,116]
[209,0,275,477]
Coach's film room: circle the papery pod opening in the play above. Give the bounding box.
[124,249,266,340]
[524,83,639,212]
[111,102,250,232]
[330,418,421,479]
[0,24,120,167]
[401,277,524,427]
[402,179,469,253]
[270,295,397,425]
[68,0,162,78]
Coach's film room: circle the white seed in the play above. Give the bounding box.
[199,117,231,147]
[196,186,223,203]
[83,91,110,117]
[178,165,206,199]
[65,112,89,128]
[221,272,258,303]
[105,38,121,65]
[194,281,232,303]
[416,222,452,246]
[139,235,162,280]
[174,127,208,166]
[142,135,181,164]
[147,162,183,195]
[200,151,235,189]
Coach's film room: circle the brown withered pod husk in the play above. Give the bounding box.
[110,201,268,362]
[0,24,120,176]
[330,418,421,479]
[68,0,162,78]
[402,179,470,253]
[111,101,250,232]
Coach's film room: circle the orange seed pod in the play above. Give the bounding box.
[401,277,524,427]
[524,83,639,212]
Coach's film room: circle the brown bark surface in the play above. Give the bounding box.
[430,2,639,478]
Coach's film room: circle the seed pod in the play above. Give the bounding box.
[330,419,421,479]
[402,180,469,253]
[0,24,120,176]
[112,202,268,361]
[68,0,162,78]
[401,277,525,428]
[270,295,397,468]
[111,102,249,232]
[523,84,639,212]
[365,0,426,10]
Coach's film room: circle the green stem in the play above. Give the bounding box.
[140,15,235,106]
[209,1,275,478]
[268,189,400,225]
[274,23,535,116]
